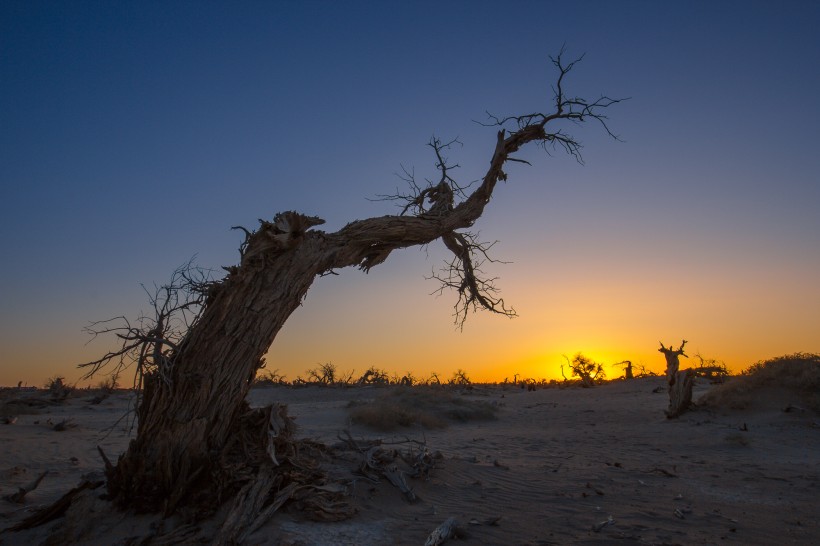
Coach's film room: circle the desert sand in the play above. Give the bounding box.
[1,377,818,545]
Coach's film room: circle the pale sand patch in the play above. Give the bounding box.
[2,378,818,544]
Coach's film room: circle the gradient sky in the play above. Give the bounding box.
[2,1,819,387]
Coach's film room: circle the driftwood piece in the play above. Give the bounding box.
[4,478,104,531]
[3,470,48,503]
[340,431,427,502]
[51,418,76,431]
[425,517,463,546]
[666,368,694,418]
[382,463,416,502]
[591,515,615,532]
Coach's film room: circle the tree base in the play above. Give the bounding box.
[666,368,694,418]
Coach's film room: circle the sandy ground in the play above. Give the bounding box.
[1,378,818,545]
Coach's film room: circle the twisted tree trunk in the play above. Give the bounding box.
[106,128,546,512]
[95,53,623,516]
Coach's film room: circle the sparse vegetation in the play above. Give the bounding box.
[699,353,820,411]
[348,387,498,431]
[253,368,288,386]
[692,353,729,383]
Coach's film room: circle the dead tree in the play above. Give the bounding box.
[659,340,693,418]
[78,52,623,519]
[614,360,633,379]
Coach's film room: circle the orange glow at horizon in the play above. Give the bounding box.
[2,239,817,389]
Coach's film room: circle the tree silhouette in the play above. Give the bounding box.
[659,340,694,418]
[80,51,624,524]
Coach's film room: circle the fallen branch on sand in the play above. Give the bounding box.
[49,418,77,431]
[3,471,48,504]
[425,517,465,546]
[338,430,437,502]
[591,515,615,532]
[645,467,678,478]
[4,478,103,532]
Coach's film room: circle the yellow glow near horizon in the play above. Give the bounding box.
[1,238,818,388]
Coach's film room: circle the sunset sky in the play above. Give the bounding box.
[2,1,819,387]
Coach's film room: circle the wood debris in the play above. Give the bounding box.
[591,515,615,532]
[425,517,464,546]
[338,430,435,502]
[3,470,48,503]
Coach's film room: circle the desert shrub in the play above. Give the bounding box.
[357,367,389,385]
[45,376,73,400]
[692,353,729,383]
[449,369,471,386]
[306,362,337,385]
[699,353,820,411]
[253,369,287,387]
[95,376,119,392]
[348,386,498,431]
[562,353,605,387]
[424,372,443,386]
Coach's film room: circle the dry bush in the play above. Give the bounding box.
[699,353,820,411]
[253,369,285,387]
[692,353,729,383]
[306,362,337,385]
[348,386,498,431]
[45,376,73,401]
[449,369,471,386]
[357,367,390,385]
[561,353,606,387]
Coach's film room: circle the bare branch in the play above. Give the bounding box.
[479,49,628,164]
[429,231,515,328]
[372,137,476,216]
[79,261,213,388]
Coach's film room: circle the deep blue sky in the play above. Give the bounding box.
[2,1,819,385]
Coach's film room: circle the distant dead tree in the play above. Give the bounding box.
[614,360,633,379]
[659,340,693,418]
[307,362,337,385]
[72,50,623,531]
[449,368,472,386]
[358,367,389,385]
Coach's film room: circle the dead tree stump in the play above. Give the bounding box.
[665,368,694,418]
[659,340,694,418]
